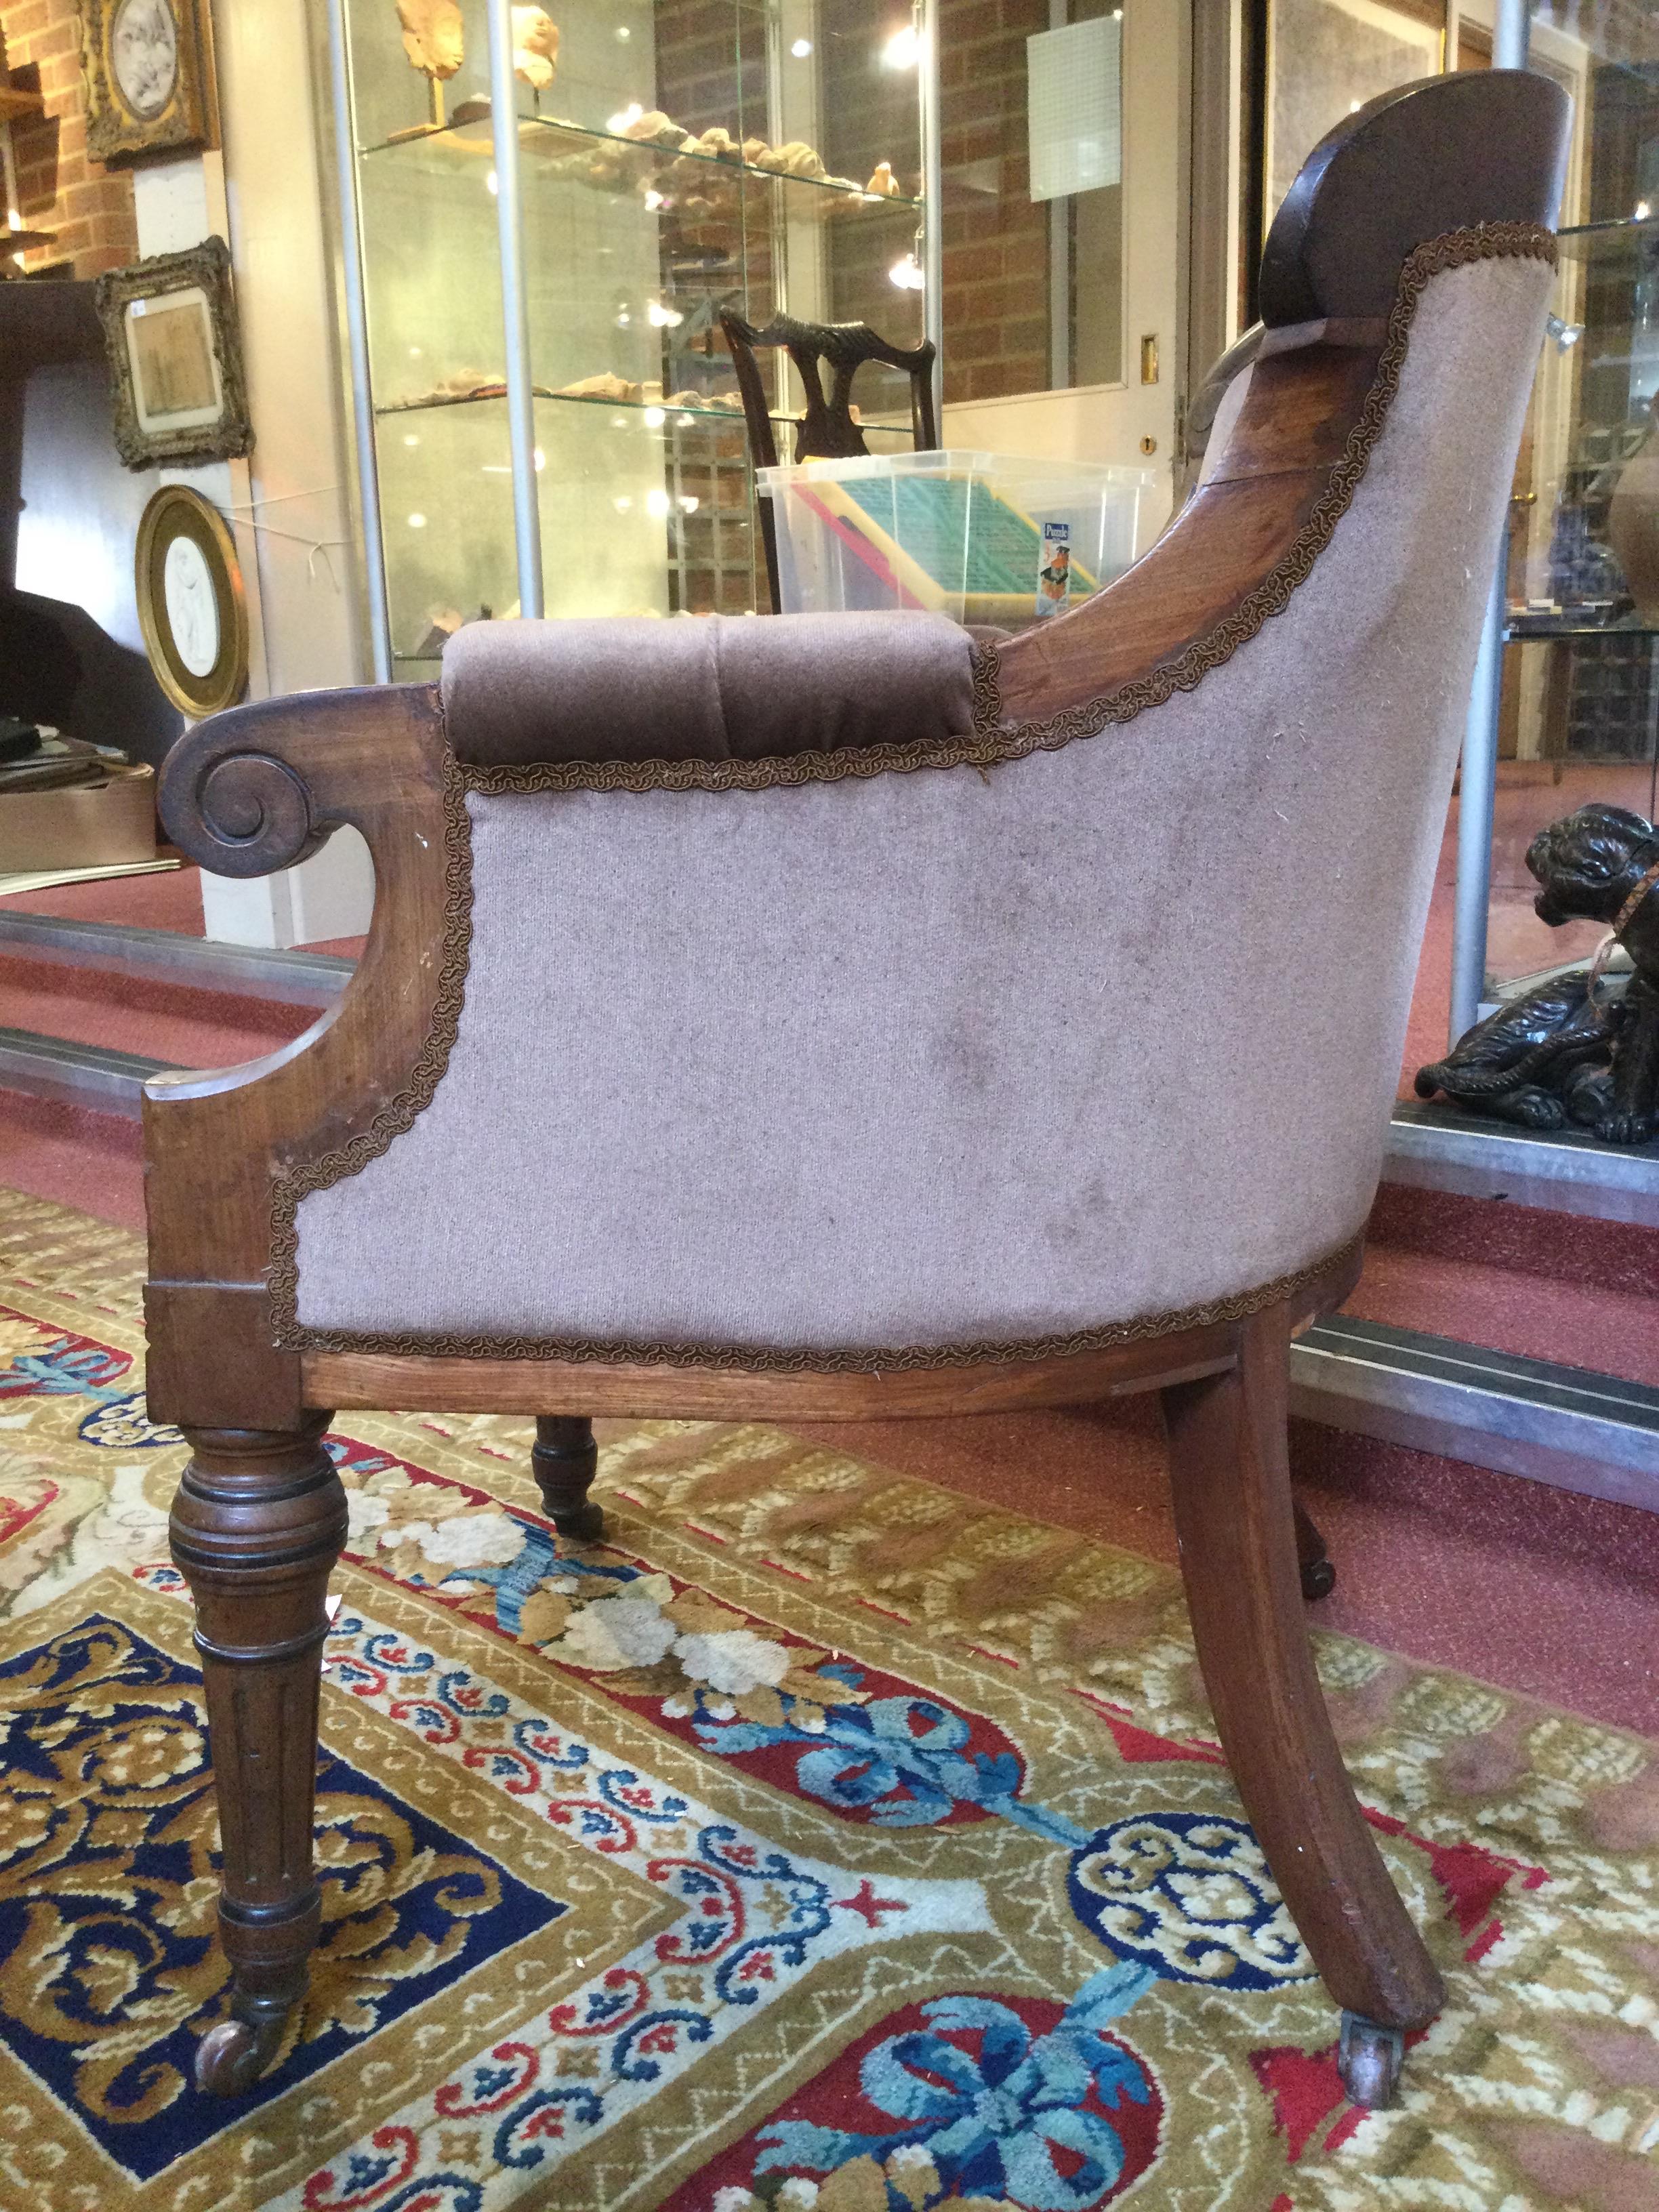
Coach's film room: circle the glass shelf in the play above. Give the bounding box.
[335,0,928,642]
[1556,214,1659,262]
[377,387,754,422]
[360,110,924,213]
[373,386,917,436]
[1504,612,1659,640]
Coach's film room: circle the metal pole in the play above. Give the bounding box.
[1449,560,1505,1045]
[1491,0,1528,71]
[486,0,545,618]
[325,0,392,682]
[918,0,943,427]
[1446,0,1528,1040]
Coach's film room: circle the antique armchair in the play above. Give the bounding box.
[144,70,1568,2108]
[718,308,939,611]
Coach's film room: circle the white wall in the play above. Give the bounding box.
[140,5,374,947]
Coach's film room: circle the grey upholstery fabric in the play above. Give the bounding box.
[441,609,977,764]
[296,255,1553,1351]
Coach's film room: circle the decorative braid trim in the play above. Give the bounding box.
[267,746,474,1349]
[289,1233,1362,1372]
[968,222,1556,752]
[271,222,1550,1368]
[462,222,1554,799]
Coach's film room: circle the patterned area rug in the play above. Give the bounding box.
[1,1187,1656,2212]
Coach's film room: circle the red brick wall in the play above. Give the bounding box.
[938,0,1050,405]
[2,0,137,279]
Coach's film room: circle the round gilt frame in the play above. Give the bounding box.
[135,485,249,718]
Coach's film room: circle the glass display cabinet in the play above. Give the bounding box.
[326,0,931,674]
[1489,214,1659,999]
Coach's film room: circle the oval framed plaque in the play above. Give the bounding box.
[134,483,249,717]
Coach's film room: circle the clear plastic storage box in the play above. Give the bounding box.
[756,448,1155,628]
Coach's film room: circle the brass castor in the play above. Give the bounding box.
[1338,2011,1404,2108]
[531,1416,605,1542]
[194,1996,295,2095]
[1300,1554,1336,1602]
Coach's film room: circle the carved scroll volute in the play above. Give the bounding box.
[144,683,455,1290]
[163,745,326,879]
[158,686,436,876]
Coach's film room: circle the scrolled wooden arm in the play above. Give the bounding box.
[159,685,436,876]
[162,734,327,880]
[145,683,455,1429]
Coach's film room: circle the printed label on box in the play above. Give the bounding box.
[1036,520,1071,617]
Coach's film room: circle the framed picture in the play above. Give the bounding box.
[80,0,213,166]
[94,237,252,470]
[134,484,249,718]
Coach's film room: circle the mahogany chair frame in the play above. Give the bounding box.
[144,72,1565,2110]
[718,308,939,613]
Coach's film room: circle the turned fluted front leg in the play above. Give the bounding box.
[531,1415,605,1539]
[169,1415,348,2095]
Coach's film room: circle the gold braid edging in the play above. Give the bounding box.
[969,222,1556,747]
[285,1233,1361,1372]
[266,746,474,1349]
[462,222,1554,800]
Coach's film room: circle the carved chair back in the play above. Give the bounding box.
[718,308,939,611]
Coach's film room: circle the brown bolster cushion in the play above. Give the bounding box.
[439,610,977,766]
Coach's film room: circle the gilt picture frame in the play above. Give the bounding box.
[134,483,249,717]
[79,0,213,166]
[94,237,253,470]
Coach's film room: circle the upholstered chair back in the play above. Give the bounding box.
[282,258,1544,1358]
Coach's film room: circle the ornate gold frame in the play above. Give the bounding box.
[94,237,252,470]
[80,0,213,166]
[134,484,250,718]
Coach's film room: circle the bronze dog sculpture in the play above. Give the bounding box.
[1414,803,1659,1144]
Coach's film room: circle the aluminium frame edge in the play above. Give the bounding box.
[321,0,393,682]
[486,0,546,619]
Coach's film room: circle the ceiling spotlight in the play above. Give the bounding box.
[881,24,919,68]
[791,35,813,56]
[607,101,644,132]
[888,253,924,290]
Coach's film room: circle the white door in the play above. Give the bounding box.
[939,0,1186,538]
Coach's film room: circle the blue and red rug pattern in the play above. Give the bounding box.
[0,1189,1655,2211]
